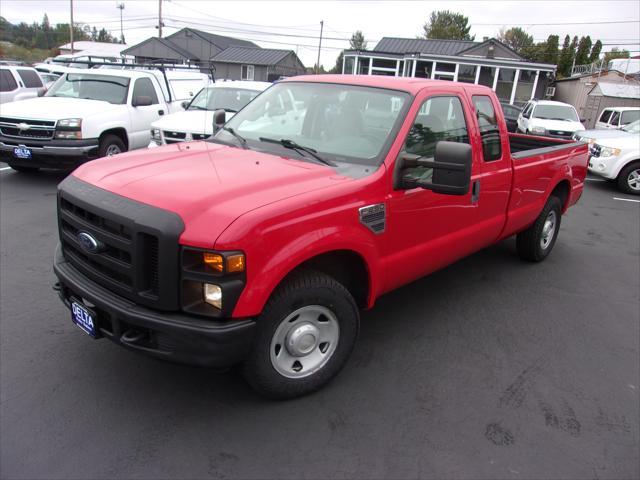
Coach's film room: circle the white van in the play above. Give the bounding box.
[595,107,640,130]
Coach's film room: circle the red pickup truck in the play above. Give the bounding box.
[54,75,588,398]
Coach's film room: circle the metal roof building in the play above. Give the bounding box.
[342,36,557,106]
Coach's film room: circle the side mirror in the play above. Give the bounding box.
[132,95,152,107]
[37,87,46,97]
[181,100,189,110]
[398,141,472,195]
[213,108,226,131]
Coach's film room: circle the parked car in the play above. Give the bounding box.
[0,68,210,172]
[594,107,640,130]
[517,99,585,138]
[500,102,521,133]
[53,76,588,398]
[150,81,270,146]
[0,65,44,104]
[38,72,60,90]
[583,120,640,194]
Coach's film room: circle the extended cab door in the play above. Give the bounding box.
[383,88,502,293]
[128,77,165,149]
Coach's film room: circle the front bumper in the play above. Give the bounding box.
[588,156,618,179]
[53,244,256,368]
[0,137,99,169]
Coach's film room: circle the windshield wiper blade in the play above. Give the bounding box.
[258,137,336,167]
[222,126,248,149]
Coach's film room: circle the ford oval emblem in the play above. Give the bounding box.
[77,231,103,254]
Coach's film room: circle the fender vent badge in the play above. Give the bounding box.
[359,203,385,234]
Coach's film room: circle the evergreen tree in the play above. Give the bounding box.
[422,10,474,40]
[575,35,592,66]
[590,40,603,63]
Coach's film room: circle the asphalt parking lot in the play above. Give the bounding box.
[1,163,638,480]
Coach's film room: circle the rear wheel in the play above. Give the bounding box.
[617,162,640,195]
[98,134,126,158]
[516,196,562,262]
[242,270,359,399]
[8,165,39,173]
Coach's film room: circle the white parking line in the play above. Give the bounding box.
[585,177,606,182]
[613,197,640,203]
[0,167,11,172]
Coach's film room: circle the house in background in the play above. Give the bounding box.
[58,41,129,57]
[553,70,640,128]
[122,28,305,81]
[341,37,556,106]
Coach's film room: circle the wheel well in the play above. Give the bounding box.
[100,128,129,151]
[618,159,640,178]
[285,250,370,309]
[551,180,570,211]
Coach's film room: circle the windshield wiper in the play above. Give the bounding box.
[258,137,337,167]
[222,126,248,149]
[189,105,207,110]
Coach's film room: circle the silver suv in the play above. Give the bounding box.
[0,66,45,104]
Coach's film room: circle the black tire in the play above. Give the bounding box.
[242,270,359,399]
[616,161,640,195]
[8,165,39,173]
[98,134,126,158]
[516,196,562,262]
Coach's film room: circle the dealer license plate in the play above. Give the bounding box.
[71,301,98,337]
[13,145,32,159]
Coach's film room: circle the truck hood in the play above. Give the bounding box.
[575,128,631,142]
[151,110,234,136]
[593,133,640,149]
[530,118,585,133]
[0,96,122,120]
[72,141,353,248]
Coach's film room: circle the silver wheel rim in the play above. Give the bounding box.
[105,144,122,156]
[627,169,640,191]
[270,305,340,379]
[540,210,557,250]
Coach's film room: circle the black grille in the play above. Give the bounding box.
[57,176,184,310]
[192,133,209,141]
[163,130,187,141]
[0,117,55,140]
[547,129,573,139]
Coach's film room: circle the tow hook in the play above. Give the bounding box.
[121,329,147,345]
[52,282,62,292]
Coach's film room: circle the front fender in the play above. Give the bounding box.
[231,225,381,318]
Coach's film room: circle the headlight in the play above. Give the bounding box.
[203,283,222,309]
[55,118,82,139]
[599,146,621,157]
[150,128,162,145]
[531,126,546,134]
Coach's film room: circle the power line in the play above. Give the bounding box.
[473,19,640,26]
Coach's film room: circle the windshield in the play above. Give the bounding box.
[188,86,261,112]
[621,110,640,126]
[532,104,579,122]
[216,82,409,166]
[622,119,640,134]
[46,73,130,104]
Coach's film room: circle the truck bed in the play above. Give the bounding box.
[508,132,576,158]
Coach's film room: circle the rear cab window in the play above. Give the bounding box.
[472,95,502,162]
[17,69,43,88]
[402,95,470,182]
[0,69,18,92]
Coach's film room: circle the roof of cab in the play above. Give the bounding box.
[280,74,488,95]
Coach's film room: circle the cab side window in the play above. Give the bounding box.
[599,109,612,123]
[132,78,159,105]
[472,95,502,161]
[522,102,532,118]
[402,95,469,182]
[0,69,18,92]
[609,111,620,126]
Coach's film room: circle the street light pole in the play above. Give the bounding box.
[158,0,163,38]
[117,3,125,44]
[316,20,324,74]
[70,0,74,54]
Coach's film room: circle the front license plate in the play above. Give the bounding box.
[71,301,98,337]
[13,145,32,159]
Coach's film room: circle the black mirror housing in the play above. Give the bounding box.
[398,141,472,195]
[181,100,189,109]
[213,108,226,131]
[132,95,152,107]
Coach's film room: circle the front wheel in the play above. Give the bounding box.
[98,134,126,158]
[617,162,640,195]
[243,270,359,399]
[516,196,562,262]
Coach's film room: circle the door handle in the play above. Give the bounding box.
[158,109,164,116]
[472,180,480,204]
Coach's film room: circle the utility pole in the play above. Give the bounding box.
[158,0,163,38]
[117,2,125,44]
[70,0,74,54]
[316,20,324,74]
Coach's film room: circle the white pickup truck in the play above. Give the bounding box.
[0,68,210,172]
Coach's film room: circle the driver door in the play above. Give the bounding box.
[128,77,163,149]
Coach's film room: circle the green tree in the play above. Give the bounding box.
[589,40,603,62]
[575,35,592,66]
[350,30,367,50]
[603,47,630,65]
[542,34,559,65]
[557,34,572,76]
[422,10,474,40]
[497,27,534,54]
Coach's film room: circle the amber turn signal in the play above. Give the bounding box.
[203,252,224,272]
[227,254,245,273]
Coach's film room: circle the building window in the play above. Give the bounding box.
[495,68,516,102]
[343,56,355,74]
[241,65,254,81]
[514,70,536,106]
[478,66,496,88]
[457,64,477,83]
[414,60,433,78]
